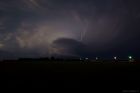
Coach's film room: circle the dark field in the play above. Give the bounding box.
[1,60,140,91]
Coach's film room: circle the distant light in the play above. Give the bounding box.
[128,56,134,62]
[96,57,98,60]
[128,56,132,59]
[80,58,82,60]
[114,56,117,60]
[85,58,89,60]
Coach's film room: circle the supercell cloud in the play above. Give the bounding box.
[0,0,140,59]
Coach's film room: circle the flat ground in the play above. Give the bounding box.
[1,60,140,91]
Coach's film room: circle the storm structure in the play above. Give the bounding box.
[0,0,140,59]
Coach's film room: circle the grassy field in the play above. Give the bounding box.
[1,60,140,90]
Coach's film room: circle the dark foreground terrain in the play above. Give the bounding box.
[1,60,140,91]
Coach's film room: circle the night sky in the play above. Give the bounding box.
[0,0,140,59]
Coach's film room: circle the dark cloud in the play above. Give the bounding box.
[51,38,91,57]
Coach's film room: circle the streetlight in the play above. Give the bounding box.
[128,56,134,62]
[129,56,132,60]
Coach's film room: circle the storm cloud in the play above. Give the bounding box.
[0,0,140,59]
[51,38,91,57]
